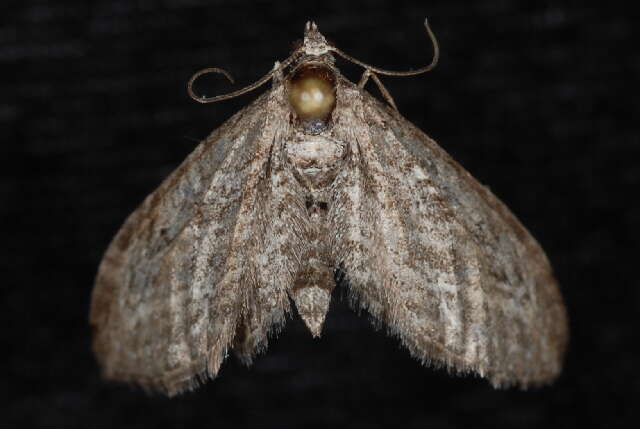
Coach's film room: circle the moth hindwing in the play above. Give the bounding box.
[90,20,568,396]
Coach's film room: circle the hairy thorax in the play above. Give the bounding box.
[285,135,346,190]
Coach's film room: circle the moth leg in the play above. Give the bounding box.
[357,68,371,88]
[358,69,399,112]
[272,60,285,84]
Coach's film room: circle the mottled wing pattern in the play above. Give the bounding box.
[90,85,308,396]
[329,82,567,387]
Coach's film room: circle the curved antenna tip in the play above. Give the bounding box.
[187,52,301,104]
[330,18,439,77]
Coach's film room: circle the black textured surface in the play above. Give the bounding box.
[3,1,637,428]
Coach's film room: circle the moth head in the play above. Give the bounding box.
[188,18,439,122]
[287,62,337,133]
[302,21,331,56]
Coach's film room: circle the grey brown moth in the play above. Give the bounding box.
[90,19,568,396]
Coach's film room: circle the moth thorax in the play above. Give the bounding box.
[287,63,336,131]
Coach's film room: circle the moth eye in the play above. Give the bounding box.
[287,64,336,124]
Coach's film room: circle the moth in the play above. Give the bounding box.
[90,19,568,396]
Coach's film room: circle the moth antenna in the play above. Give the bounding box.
[188,52,300,103]
[331,17,439,77]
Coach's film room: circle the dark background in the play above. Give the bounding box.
[3,1,637,428]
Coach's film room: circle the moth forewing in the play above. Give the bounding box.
[91,20,567,396]
[329,86,568,387]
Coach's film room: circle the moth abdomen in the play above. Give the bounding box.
[291,258,336,338]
